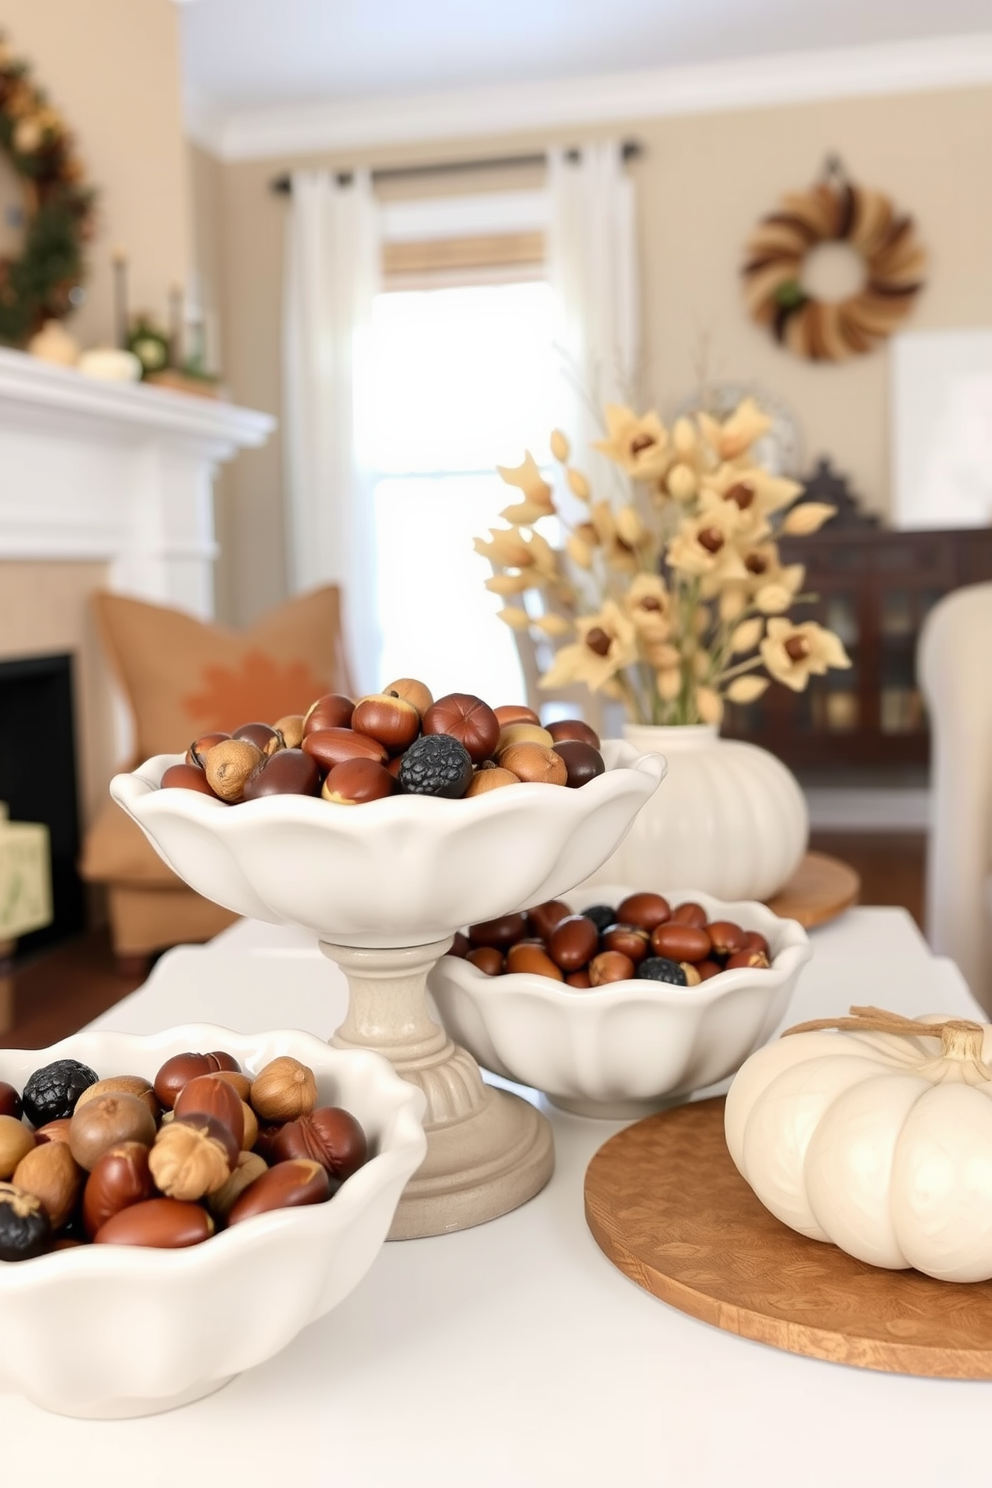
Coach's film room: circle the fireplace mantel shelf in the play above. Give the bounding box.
[0,346,275,619]
[0,346,273,457]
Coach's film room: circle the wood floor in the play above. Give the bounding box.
[0,832,928,1051]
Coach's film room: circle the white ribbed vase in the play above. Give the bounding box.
[589,724,808,901]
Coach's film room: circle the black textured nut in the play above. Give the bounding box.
[581,904,617,933]
[636,956,688,986]
[397,734,474,798]
[0,1182,53,1260]
[22,1059,99,1127]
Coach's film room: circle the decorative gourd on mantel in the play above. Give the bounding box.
[725,1006,992,1283]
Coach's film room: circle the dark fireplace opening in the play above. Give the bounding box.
[0,654,86,962]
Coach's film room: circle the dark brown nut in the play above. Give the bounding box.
[0,1115,35,1179]
[269,1107,367,1180]
[497,743,567,786]
[449,931,470,958]
[553,740,605,788]
[83,1141,154,1237]
[273,714,305,749]
[207,1151,268,1221]
[0,1081,22,1120]
[94,1197,215,1248]
[34,1118,72,1145]
[386,754,405,779]
[214,1069,252,1103]
[616,892,672,932]
[160,762,219,797]
[601,924,650,964]
[153,1052,218,1110]
[303,693,355,735]
[547,718,601,749]
[204,738,264,802]
[565,970,593,988]
[240,1101,259,1152]
[68,1093,157,1171]
[696,959,723,981]
[352,693,421,754]
[504,943,564,979]
[706,921,748,957]
[589,951,636,986]
[382,677,433,719]
[671,901,708,929]
[741,929,771,957]
[527,900,573,940]
[232,721,283,756]
[492,704,541,727]
[547,914,599,972]
[149,1113,239,1200]
[725,948,772,970]
[252,1121,283,1164]
[13,1140,84,1229]
[303,727,388,772]
[76,1075,160,1123]
[174,1074,246,1149]
[468,912,527,950]
[466,946,503,976]
[497,723,554,752]
[681,962,702,986]
[423,693,500,764]
[465,767,519,796]
[227,1158,331,1225]
[0,1183,52,1260]
[207,1051,241,1074]
[242,748,321,800]
[186,731,231,768]
[321,757,394,805]
[650,923,712,964]
[251,1056,318,1122]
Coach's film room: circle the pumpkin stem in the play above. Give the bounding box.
[782,1005,992,1081]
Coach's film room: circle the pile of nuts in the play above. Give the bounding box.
[160,681,606,806]
[450,891,773,989]
[0,1050,366,1261]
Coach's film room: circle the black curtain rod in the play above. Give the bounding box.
[270,138,642,194]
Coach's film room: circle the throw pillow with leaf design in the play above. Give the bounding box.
[93,587,353,761]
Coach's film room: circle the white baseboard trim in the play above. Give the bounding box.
[805,787,931,833]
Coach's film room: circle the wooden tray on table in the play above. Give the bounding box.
[764,851,860,928]
[584,1097,992,1379]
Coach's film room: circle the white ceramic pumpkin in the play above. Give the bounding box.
[724,1006,992,1282]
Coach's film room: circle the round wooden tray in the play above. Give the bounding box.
[764,850,860,928]
[584,1097,992,1378]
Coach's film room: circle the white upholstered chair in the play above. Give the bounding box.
[917,582,992,1012]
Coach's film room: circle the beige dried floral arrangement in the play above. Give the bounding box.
[475,398,851,726]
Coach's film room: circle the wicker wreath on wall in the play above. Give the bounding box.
[0,34,94,347]
[742,159,926,361]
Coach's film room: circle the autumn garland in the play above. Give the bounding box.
[477,398,852,727]
[0,35,95,346]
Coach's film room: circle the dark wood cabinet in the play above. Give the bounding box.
[722,464,992,774]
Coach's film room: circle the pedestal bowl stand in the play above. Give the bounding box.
[111,741,665,1239]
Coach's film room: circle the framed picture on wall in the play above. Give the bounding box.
[891,327,992,530]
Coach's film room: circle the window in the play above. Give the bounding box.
[363,277,558,702]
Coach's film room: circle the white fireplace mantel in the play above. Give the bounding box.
[0,346,274,617]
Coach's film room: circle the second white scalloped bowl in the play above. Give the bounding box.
[0,1026,426,1418]
[110,742,666,947]
[428,886,811,1118]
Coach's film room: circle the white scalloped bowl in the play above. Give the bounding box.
[110,743,666,947]
[428,885,811,1118]
[0,1025,426,1419]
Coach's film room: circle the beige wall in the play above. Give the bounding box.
[2,0,189,351]
[203,84,992,625]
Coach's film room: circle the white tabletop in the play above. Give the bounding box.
[2,907,990,1486]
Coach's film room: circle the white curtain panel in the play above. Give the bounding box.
[547,140,640,465]
[283,169,381,692]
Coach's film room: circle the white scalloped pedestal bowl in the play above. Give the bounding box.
[428,886,811,1118]
[0,1025,426,1419]
[110,742,666,948]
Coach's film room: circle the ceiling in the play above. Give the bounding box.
[180,0,992,116]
